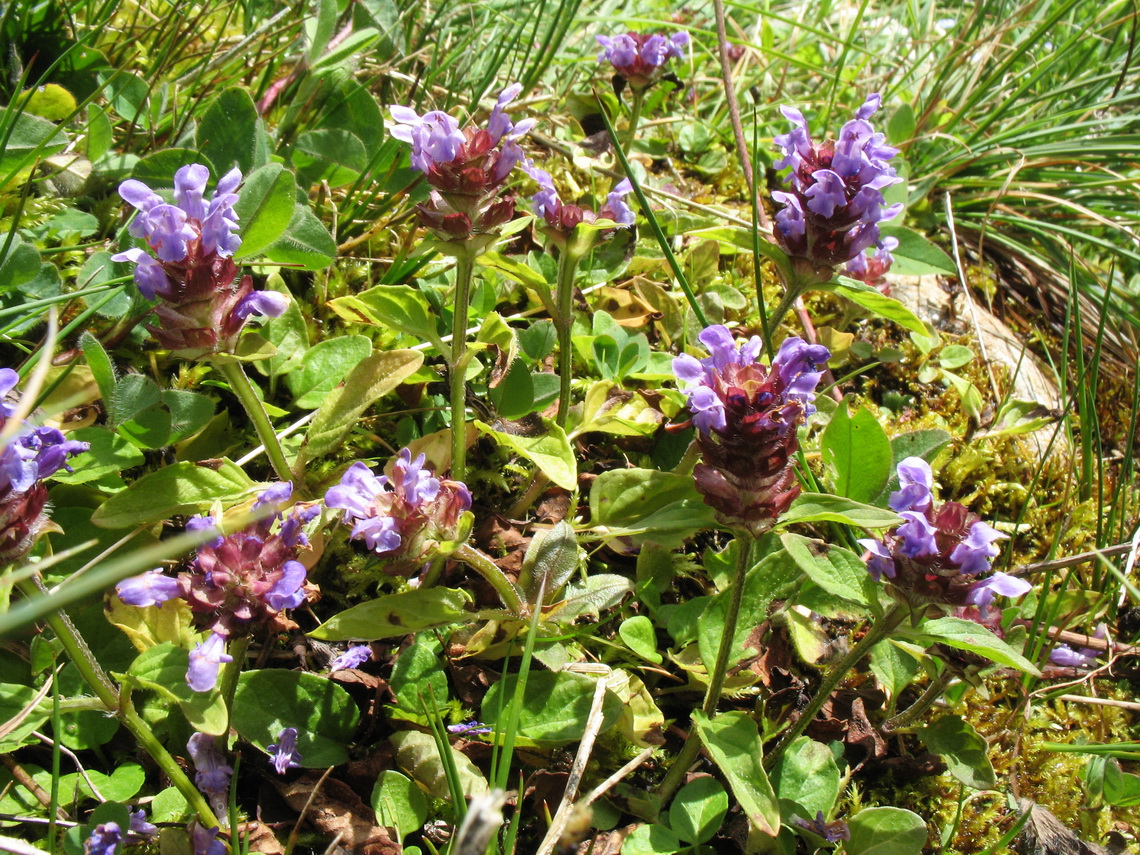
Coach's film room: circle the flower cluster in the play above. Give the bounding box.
[772,94,903,273]
[673,326,829,536]
[112,163,287,357]
[116,483,317,691]
[857,458,1030,611]
[390,84,535,246]
[325,448,471,576]
[521,162,635,248]
[596,31,690,92]
[0,369,88,564]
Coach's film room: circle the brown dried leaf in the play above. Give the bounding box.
[273,773,401,855]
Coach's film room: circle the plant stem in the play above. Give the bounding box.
[219,634,252,732]
[455,542,525,615]
[881,667,952,733]
[769,279,805,335]
[215,359,294,484]
[554,245,585,429]
[763,603,907,771]
[449,249,476,482]
[15,577,219,828]
[656,536,752,803]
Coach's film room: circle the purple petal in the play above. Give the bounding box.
[265,560,307,610]
[234,290,289,319]
[267,726,303,774]
[187,632,233,693]
[329,645,373,672]
[117,569,183,607]
[890,457,934,512]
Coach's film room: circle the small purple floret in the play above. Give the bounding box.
[890,457,934,512]
[187,732,233,801]
[267,726,303,774]
[116,569,182,608]
[85,822,122,855]
[329,645,373,672]
[187,632,233,693]
[950,521,1007,575]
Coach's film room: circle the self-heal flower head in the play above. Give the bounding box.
[520,162,634,249]
[0,372,88,564]
[390,85,535,247]
[111,163,288,358]
[187,733,232,818]
[773,94,902,272]
[597,31,690,92]
[672,326,829,536]
[325,448,472,576]
[85,823,122,855]
[859,459,1024,612]
[267,726,303,774]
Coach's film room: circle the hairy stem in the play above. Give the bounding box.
[621,89,646,168]
[763,604,907,770]
[216,359,294,484]
[454,542,525,615]
[555,244,587,429]
[449,250,475,482]
[657,536,753,802]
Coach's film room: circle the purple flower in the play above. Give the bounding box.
[772,94,902,270]
[520,163,635,242]
[597,31,689,91]
[447,720,493,735]
[116,569,182,607]
[191,826,226,855]
[85,823,122,855]
[325,449,472,575]
[0,368,19,416]
[949,521,1007,575]
[964,571,1031,612]
[267,726,303,774]
[329,645,373,672]
[1049,625,1106,668]
[857,537,896,581]
[264,560,307,610]
[897,511,939,557]
[128,810,158,839]
[389,85,533,245]
[890,457,933,512]
[187,632,232,693]
[187,733,233,814]
[185,515,223,547]
[111,163,289,357]
[672,326,829,536]
[793,812,850,843]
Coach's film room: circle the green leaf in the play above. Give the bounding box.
[264,204,337,270]
[294,129,367,187]
[845,806,928,855]
[234,163,296,258]
[517,521,578,602]
[482,671,621,743]
[821,401,893,504]
[0,108,69,177]
[477,250,551,292]
[0,235,44,294]
[305,0,339,62]
[298,349,424,463]
[772,737,840,819]
[126,642,228,735]
[918,715,996,790]
[621,824,682,855]
[231,670,360,767]
[50,426,144,485]
[197,87,267,175]
[781,493,901,529]
[162,390,215,442]
[879,226,956,276]
[0,683,50,752]
[286,335,373,408]
[670,776,728,845]
[79,332,116,404]
[329,284,446,353]
[1100,759,1140,807]
[546,573,632,623]
[309,588,471,641]
[909,616,1040,675]
[588,467,716,548]
[390,730,489,802]
[390,637,448,717]
[619,616,662,664]
[780,533,876,609]
[107,373,162,427]
[831,278,929,335]
[475,419,577,491]
[130,148,214,188]
[691,710,780,836]
[371,770,429,842]
[870,640,920,703]
[90,458,255,528]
